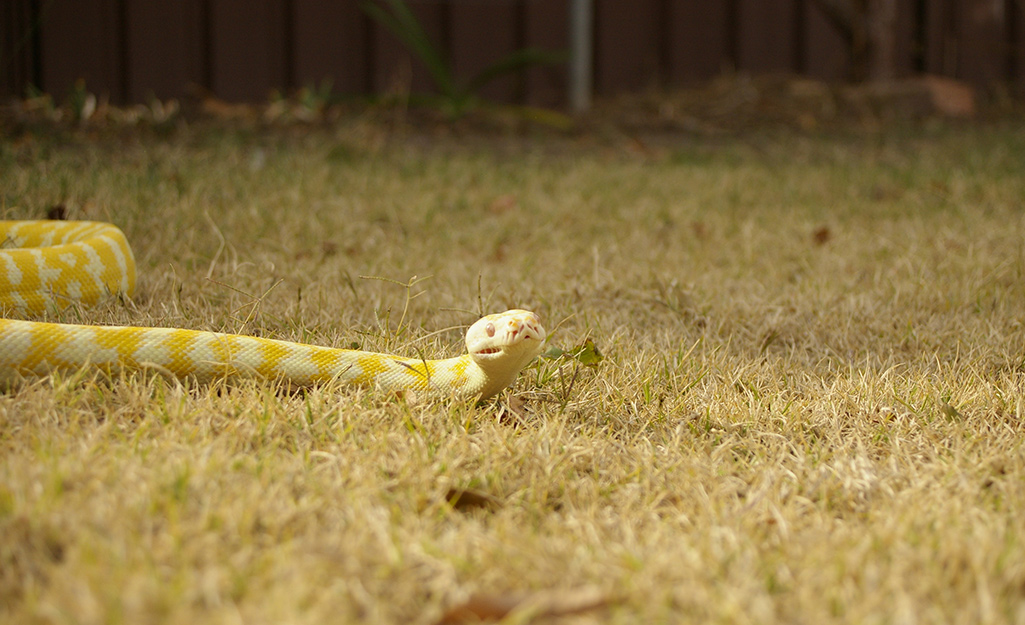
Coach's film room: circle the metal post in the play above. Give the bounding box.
[569,0,593,112]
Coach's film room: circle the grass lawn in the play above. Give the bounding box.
[2,118,1025,624]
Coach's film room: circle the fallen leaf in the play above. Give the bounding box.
[439,594,522,624]
[541,339,604,367]
[812,225,831,245]
[444,487,502,512]
[494,394,531,427]
[437,587,614,624]
[488,194,518,215]
[571,338,604,367]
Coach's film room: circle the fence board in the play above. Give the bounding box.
[3,0,1025,107]
[1,0,37,98]
[292,0,369,94]
[371,0,447,95]
[893,0,920,75]
[666,1,735,85]
[923,0,957,74]
[954,0,1008,89]
[737,0,800,73]
[802,2,848,79]
[449,0,519,102]
[39,0,125,101]
[208,0,289,102]
[1015,0,1025,97]
[595,0,661,94]
[125,1,204,101]
[523,0,568,106]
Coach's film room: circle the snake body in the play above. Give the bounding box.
[0,221,544,399]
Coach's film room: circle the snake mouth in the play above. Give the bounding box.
[475,347,502,355]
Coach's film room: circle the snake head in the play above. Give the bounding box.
[465,309,545,394]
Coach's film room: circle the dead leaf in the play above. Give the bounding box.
[490,241,508,263]
[625,136,653,157]
[494,394,531,427]
[488,194,518,215]
[439,594,522,624]
[46,204,67,220]
[445,487,502,512]
[812,226,831,245]
[199,94,258,121]
[437,587,614,624]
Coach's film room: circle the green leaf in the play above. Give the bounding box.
[543,339,603,367]
[542,345,567,359]
[360,0,456,97]
[464,48,568,96]
[361,0,568,120]
[941,402,963,421]
[571,338,604,367]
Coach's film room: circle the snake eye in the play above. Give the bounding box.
[485,322,496,338]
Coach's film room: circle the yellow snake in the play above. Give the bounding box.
[0,220,545,399]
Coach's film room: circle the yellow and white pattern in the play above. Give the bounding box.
[0,220,136,314]
[0,220,545,399]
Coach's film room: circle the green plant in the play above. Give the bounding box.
[361,0,567,120]
[67,78,97,123]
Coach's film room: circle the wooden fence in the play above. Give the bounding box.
[2,0,1023,106]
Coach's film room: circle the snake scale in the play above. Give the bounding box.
[0,220,545,399]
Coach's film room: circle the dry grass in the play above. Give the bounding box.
[2,119,1025,624]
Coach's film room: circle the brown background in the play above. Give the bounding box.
[2,0,1022,105]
